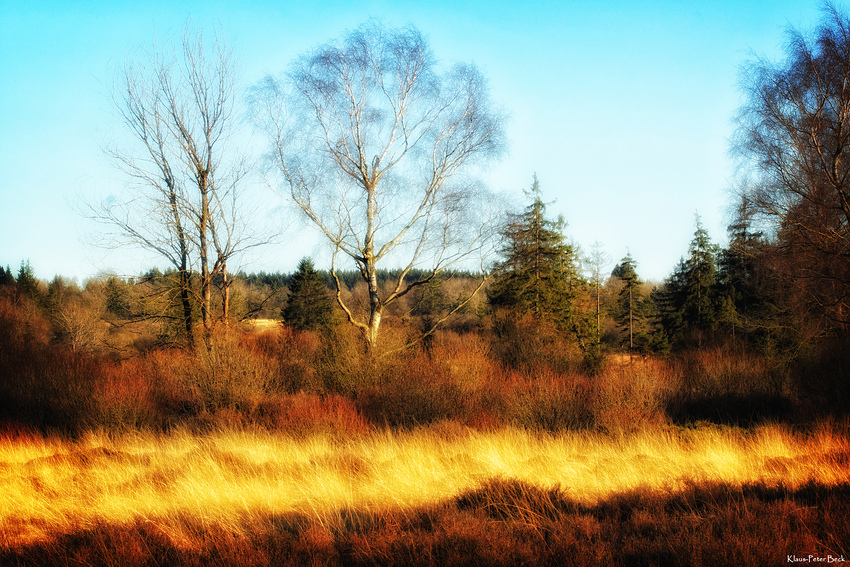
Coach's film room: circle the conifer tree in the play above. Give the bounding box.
[105,276,132,317]
[283,258,335,331]
[0,265,14,287]
[488,175,583,328]
[15,260,41,303]
[611,253,643,351]
[657,216,719,347]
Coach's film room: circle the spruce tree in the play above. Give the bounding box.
[283,258,335,331]
[105,276,132,317]
[15,260,41,303]
[611,253,643,351]
[0,265,14,287]
[488,175,583,328]
[657,216,719,347]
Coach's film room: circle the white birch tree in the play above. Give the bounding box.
[253,21,506,350]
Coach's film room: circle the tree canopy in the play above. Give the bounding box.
[736,3,850,330]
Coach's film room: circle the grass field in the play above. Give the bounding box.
[2,421,848,566]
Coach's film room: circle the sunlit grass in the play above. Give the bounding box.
[1,422,848,549]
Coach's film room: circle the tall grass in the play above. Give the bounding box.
[1,422,848,565]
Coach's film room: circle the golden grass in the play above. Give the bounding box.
[1,422,848,549]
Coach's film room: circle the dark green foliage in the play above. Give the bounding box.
[283,258,335,331]
[16,259,41,303]
[0,264,14,287]
[488,175,584,329]
[610,253,646,351]
[656,216,719,347]
[45,275,78,313]
[105,276,132,317]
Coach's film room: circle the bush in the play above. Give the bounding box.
[355,349,466,428]
[0,298,101,435]
[792,338,850,418]
[593,357,673,431]
[509,367,596,432]
[665,347,794,426]
[489,313,582,374]
[255,393,371,436]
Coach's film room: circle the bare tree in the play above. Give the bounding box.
[586,241,611,348]
[253,21,506,350]
[94,27,255,345]
[735,3,850,328]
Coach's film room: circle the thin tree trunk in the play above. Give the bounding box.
[199,173,212,336]
[364,184,382,351]
[180,266,194,349]
[222,262,230,324]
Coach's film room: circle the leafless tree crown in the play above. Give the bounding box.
[253,20,507,349]
[95,27,257,345]
[735,4,850,324]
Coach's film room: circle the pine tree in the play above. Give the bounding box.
[488,175,583,329]
[105,276,132,317]
[283,258,335,331]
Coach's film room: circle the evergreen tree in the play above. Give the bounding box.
[657,216,719,347]
[488,175,583,329]
[283,258,335,331]
[611,253,644,351]
[0,265,12,287]
[105,276,132,317]
[15,260,41,303]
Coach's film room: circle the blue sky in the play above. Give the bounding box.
[0,0,825,282]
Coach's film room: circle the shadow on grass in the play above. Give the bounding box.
[665,392,794,427]
[3,479,848,567]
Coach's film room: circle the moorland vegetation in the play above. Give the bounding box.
[2,6,850,566]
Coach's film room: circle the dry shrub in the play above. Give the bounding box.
[0,298,102,435]
[593,357,675,431]
[256,393,370,436]
[314,323,372,395]
[112,328,281,429]
[356,348,466,428]
[667,346,794,426]
[489,313,583,374]
[241,325,321,393]
[508,367,596,432]
[676,346,780,397]
[793,339,850,417]
[180,328,275,414]
[92,358,161,430]
[428,331,494,393]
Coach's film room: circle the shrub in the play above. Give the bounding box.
[665,347,794,426]
[509,367,596,432]
[793,339,850,417]
[0,298,101,435]
[241,326,321,394]
[355,349,465,428]
[255,393,371,436]
[593,357,674,431]
[488,313,583,374]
